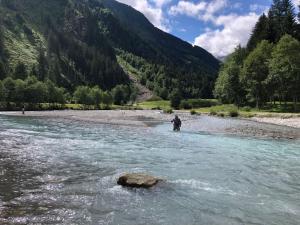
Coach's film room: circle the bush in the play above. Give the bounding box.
[163,108,173,114]
[180,100,192,109]
[151,107,161,110]
[217,112,225,117]
[190,109,199,115]
[229,109,239,117]
[188,99,218,108]
[209,109,217,116]
[243,106,252,112]
[147,95,162,101]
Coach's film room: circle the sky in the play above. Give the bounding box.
[116,0,300,58]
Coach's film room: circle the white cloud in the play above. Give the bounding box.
[150,0,172,7]
[194,13,259,58]
[169,0,227,21]
[292,0,300,7]
[169,1,207,17]
[169,0,259,58]
[116,0,170,31]
[249,4,269,13]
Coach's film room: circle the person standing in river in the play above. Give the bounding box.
[172,115,182,131]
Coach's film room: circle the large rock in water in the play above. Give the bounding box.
[117,173,161,188]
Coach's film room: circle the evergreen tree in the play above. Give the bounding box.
[297,4,300,40]
[0,25,8,79]
[247,14,270,51]
[37,48,48,81]
[0,61,6,80]
[30,65,38,77]
[268,35,300,111]
[0,26,4,60]
[14,62,28,80]
[47,60,60,83]
[242,41,273,108]
[269,0,297,41]
[0,80,4,102]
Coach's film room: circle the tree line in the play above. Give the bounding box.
[214,0,300,111]
[0,75,138,109]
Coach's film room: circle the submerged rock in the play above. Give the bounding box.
[117,173,161,188]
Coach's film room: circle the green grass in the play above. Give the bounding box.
[137,100,171,110]
[2,100,299,118]
[137,100,300,118]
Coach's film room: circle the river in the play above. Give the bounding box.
[0,115,300,225]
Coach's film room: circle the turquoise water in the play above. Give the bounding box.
[0,115,300,225]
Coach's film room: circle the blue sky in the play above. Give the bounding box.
[116,0,299,58]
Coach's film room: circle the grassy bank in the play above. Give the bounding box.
[0,103,142,111]
[136,100,300,118]
[1,100,300,119]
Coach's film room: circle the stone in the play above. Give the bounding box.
[117,173,161,188]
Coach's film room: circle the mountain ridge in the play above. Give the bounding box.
[0,0,220,99]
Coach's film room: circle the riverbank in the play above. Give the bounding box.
[1,110,300,140]
[250,115,300,129]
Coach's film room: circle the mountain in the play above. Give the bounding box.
[0,0,220,99]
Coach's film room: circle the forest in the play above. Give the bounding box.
[0,0,220,110]
[214,0,300,111]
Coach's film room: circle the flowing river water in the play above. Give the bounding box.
[0,115,300,225]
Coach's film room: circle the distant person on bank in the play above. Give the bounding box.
[22,104,25,115]
[172,115,182,131]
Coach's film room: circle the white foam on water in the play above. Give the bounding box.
[171,179,239,196]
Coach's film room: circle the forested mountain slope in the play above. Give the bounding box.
[0,0,220,98]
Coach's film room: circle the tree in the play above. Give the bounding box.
[91,86,103,107]
[112,85,130,105]
[24,80,47,104]
[214,61,242,105]
[74,86,93,105]
[14,62,28,80]
[170,89,182,109]
[0,61,6,80]
[269,0,297,41]
[0,80,4,102]
[14,79,25,104]
[102,91,113,108]
[297,4,300,40]
[47,60,60,83]
[45,79,65,104]
[112,85,125,105]
[25,75,39,86]
[3,77,16,104]
[242,40,273,108]
[247,14,270,51]
[37,48,48,81]
[214,46,246,106]
[0,26,8,80]
[268,35,300,111]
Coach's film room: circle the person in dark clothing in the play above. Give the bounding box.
[171,115,182,131]
[22,104,25,115]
